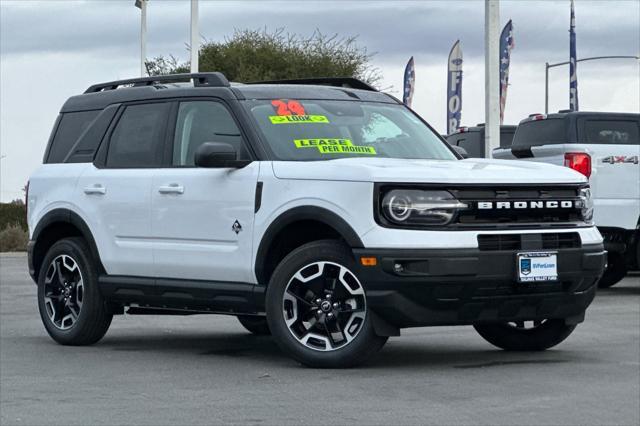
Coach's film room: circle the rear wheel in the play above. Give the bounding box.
[598,252,627,288]
[237,315,270,335]
[37,238,112,345]
[474,319,576,351]
[266,240,387,368]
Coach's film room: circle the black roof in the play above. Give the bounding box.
[446,124,516,137]
[520,111,639,124]
[61,73,397,113]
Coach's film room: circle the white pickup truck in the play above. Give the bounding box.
[494,111,640,287]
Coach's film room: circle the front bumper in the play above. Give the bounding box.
[352,243,606,329]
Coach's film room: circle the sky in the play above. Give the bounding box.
[1,0,639,202]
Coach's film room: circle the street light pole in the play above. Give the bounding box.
[134,0,147,77]
[545,55,639,114]
[190,0,199,73]
[484,0,500,158]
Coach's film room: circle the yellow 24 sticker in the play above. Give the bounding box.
[269,115,329,124]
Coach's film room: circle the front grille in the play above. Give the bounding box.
[450,186,585,228]
[478,232,581,251]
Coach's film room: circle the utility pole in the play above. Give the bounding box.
[484,0,500,158]
[134,0,147,77]
[190,0,199,73]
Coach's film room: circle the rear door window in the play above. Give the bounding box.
[512,119,567,148]
[106,103,170,168]
[46,110,99,163]
[582,120,639,145]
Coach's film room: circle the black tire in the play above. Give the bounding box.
[474,319,576,351]
[266,240,387,368]
[37,237,112,345]
[237,315,271,335]
[598,252,627,288]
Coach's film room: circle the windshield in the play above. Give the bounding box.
[243,99,456,161]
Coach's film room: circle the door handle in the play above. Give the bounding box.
[158,184,184,194]
[84,184,106,195]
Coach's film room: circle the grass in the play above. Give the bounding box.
[0,224,28,252]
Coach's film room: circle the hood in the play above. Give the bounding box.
[271,157,587,185]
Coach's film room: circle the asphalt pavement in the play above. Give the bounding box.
[1,252,638,426]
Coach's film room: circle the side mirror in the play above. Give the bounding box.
[194,142,251,168]
[452,145,469,159]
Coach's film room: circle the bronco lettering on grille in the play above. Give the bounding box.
[477,200,575,209]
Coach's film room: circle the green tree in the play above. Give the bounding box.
[145,29,380,86]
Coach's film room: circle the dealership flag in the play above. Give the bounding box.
[569,0,579,111]
[403,56,416,107]
[447,40,463,134]
[499,20,515,124]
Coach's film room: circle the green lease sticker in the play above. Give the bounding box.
[318,145,377,155]
[269,115,329,124]
[294,138,353,148]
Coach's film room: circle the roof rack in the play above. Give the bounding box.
[246,77,377,92]
[84,72,230,94]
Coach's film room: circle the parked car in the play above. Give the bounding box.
[27,73,605,367]
[446,124,517,158]
[494,111,640,287]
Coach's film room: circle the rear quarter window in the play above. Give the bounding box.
[46,110,100,163]
[500,129,515,148]
[456,132,483,158]
[512,119,567,148]
[581,120,639,145]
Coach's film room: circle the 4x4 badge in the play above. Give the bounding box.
[232,220,242,234]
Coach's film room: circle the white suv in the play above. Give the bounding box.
[494,111,640,287]
[27,74,606,367]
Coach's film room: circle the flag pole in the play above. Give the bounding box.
[484,0,500,158]
[190,0,199,73]
[134,0,147,77]
[569,0,579,111]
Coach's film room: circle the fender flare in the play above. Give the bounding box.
[32,208,103,275]
[254,206,364,284]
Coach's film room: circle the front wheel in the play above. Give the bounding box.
[474,319,576,351]
[266,240,387,368]
[37,237,112,345]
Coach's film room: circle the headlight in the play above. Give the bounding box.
[380,189,468,226]
[579,187,594,223]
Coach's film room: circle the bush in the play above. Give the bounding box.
[0,202,27,231]
[0,224,28,252]
[145,28,381,86]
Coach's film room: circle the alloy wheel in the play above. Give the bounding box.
[43,254,84,330]
[282,261,366,351]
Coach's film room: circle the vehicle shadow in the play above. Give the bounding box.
[97,330,589,371]
[365,342,581,370]
[597,286,640,296]
[102,331,284,361]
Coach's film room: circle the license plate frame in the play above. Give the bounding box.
[517,252,558,283]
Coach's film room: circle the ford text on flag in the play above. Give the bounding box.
[447,40,463,135]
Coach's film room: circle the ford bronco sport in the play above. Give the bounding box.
[27,73,606,368]
[494,111,639,288]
